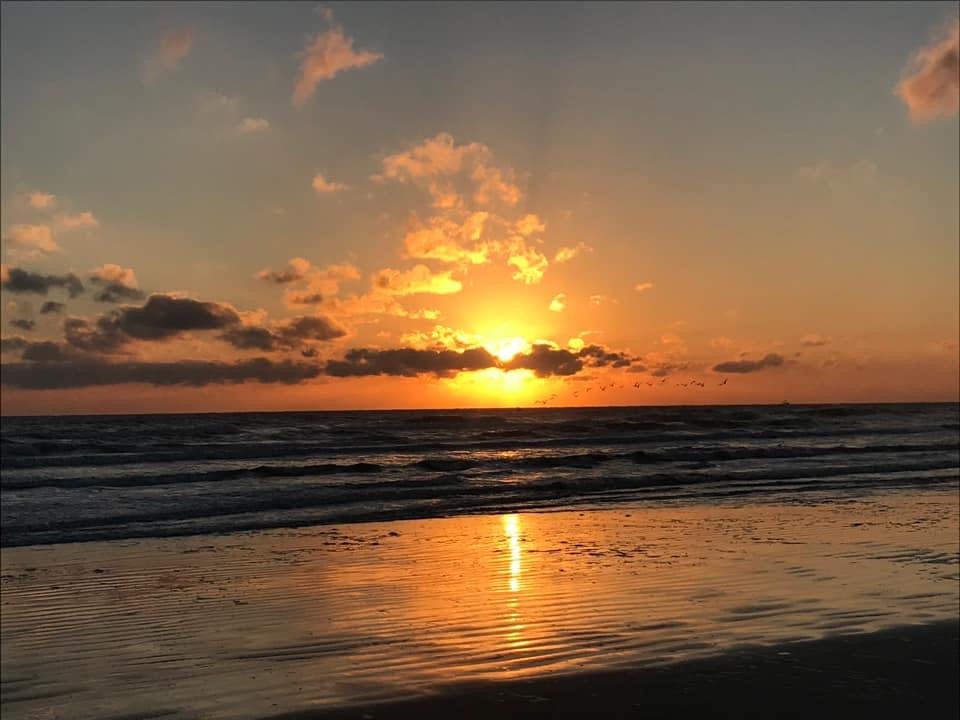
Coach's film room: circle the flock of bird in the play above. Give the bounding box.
[536,376,729,405]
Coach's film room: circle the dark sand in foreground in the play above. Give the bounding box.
[279,620,960,719]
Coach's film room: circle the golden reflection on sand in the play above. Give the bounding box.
[1,492,958,719]
[502,514,527,651]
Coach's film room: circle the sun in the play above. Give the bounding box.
[483,336,530,363]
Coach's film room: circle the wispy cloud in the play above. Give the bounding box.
[26,192,56,210]
[635,282,654,292]
[549,293,566,312]
[312,173,348,193]
[235,117,271,136]
[896,18,959,123]
[554,242,591,264]
[143,27,195,83]
[292,11,383,107]
[56,211,99,232]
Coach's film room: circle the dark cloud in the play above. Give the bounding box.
[40,301,65,315]
[63,294,241,353]
[504,344,582,377]
[713,353,784,374]
[90,283,145,303]
[1,336,29,353]
[64,316,129,353]
[1,267,83,298]
[1,357,322,389]
[325,342,637,378]
[628,359,689,377]
[326,347,498,377]
[112,294,239,340]
[220,315,345,351]
[9,318,35,331]
[577,344,634,368]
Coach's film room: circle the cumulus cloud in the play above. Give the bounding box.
[257,259,360,306]
[292,12,383,106]
[896,19,959,123]
[64,294,241,353]
[1,357,321,389]
[220,314,345,351]
[554,242,591,263]
[312,173,348,193]
[549,293,566,312]
[2,225,59,258]
[9,318,35,332]
[57,212,99,231]
[89,264,144,303]
[713,353,785,374]
[507,245,549,284]
[378,133,522,209]
[143,27,195,82]
[1,266,83,297]
[635,282,654,292]
[800,333,830,347]
[325,342,635,379]
[373,265,462,295]
[326,346,497,378]
[26,192,56,210]
[235,117,271,135]
[40,301,65,315]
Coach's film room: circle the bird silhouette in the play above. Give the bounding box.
[633,382,641,389]
[718,378,728,386]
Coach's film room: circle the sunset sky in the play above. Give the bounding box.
[1,1,958,414]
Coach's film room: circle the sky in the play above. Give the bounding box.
[1,1,958,415]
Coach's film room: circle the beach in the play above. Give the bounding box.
[2,488,957,719]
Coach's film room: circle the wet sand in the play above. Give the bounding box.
[289,620,959,719]
[1,489,958,719]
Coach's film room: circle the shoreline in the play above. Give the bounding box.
[278,619,960,719]
[2,491,957,719]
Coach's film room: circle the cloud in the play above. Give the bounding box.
[64,294,241,353]
[236,117,271,135]
[402,212,492,265]
[220,314,345,351]
[2,225,58,257]
[325,342,636,379]
[292,13,383,107]
[57,212,99,231]
[713,353,785,374]
[256,259,360,306]
[9,318,35,332]
[1,357,321,389]
[378,133,522,209]
[554,242,592,263]
[1,336,29,354]
[326,346,499,378]
[143,27,195,82]
[549,293,566,312]
[26,192,56,210]
[635,282,654,292]
[896,19,959,123]
[507,245,548,284]
[312,173,348,193]
[40,301,65,315]
[373,265,462,295]
[256,257,314,284]
[89,264,144,303]
[1,266,83,297]
[800,333,830,347]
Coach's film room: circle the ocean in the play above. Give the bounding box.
[2,403,958,548]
